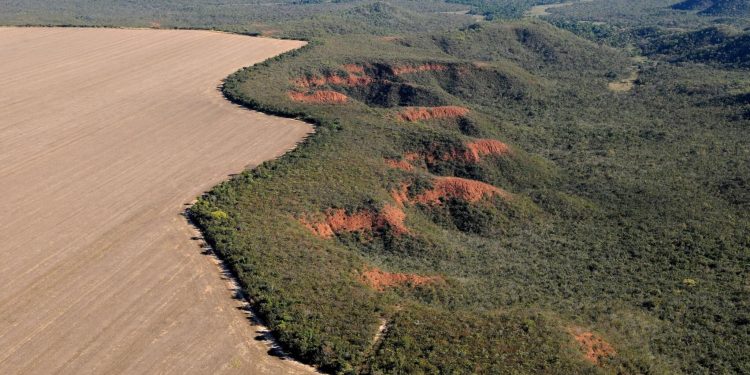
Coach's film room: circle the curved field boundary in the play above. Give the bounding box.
[0,27,316,374]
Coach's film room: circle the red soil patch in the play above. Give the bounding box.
[397,106,470,122]
[326,209,375,233]
[384,158,414,171]
[288,90,348,104]
[377,204,409,235]
[403,152,420,161]
[299,217,335,238]
[463,139,511,162]
[429,139,511,164]
[393,139,510,169]
[391,63,448,75]
[331,75,373,87]
[343,64,365,74]
[301,204,409,238]
[415,176,509,204]
[361,268,442,291]
[570,328,616,366]
[293,74,373,89]
[390,183,410,207]
[292,76,326,88]
[390,177,509,207]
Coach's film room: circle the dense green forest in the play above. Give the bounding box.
[672,0,750,16]
[3,0,748,373]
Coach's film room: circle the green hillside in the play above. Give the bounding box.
[189,8,750,374]
[673,0,750,16]
[638,26,750,68]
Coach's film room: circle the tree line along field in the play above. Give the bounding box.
[3,0,748,374]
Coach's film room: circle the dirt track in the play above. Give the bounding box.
[0,27,315,374]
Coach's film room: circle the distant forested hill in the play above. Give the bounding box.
[641,26,750,68]
[672,0,750,16]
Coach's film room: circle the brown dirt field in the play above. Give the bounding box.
[414,177,510,204]
[288,90,349,104]
[391,63,448,75]
[361,268,443,291]
[0,27,317,374]
[569,328,616,366]
[397,106,470,122]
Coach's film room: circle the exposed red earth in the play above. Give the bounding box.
[292,63,450,91]
[413,176,510,204]
[292,74,373,88]
[390,177,510,208]
[0,27,316,374]
[385,139,512,171]
[384,158,415,171]
[397,106,470,122]
[300,204,409,238]
[342,64,366,74]
[570,328,617,366]
[360,268,443,291]
[288,90,349,104]
[464,139,512,161]
[390,183,411,207]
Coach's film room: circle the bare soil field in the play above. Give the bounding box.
[608,55,646,92]
[0,27,315,374]
[607,70,639,92]
[524,0,593,17]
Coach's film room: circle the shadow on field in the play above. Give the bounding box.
[181,209,296,362]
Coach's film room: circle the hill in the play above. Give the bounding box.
[672,0,714,11]
[672,0,750,16]
[640,26,750,68]
[192,13,750,374]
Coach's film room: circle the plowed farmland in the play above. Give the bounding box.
[0,27,314,374]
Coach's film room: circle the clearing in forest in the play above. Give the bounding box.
[524,0,594,17]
